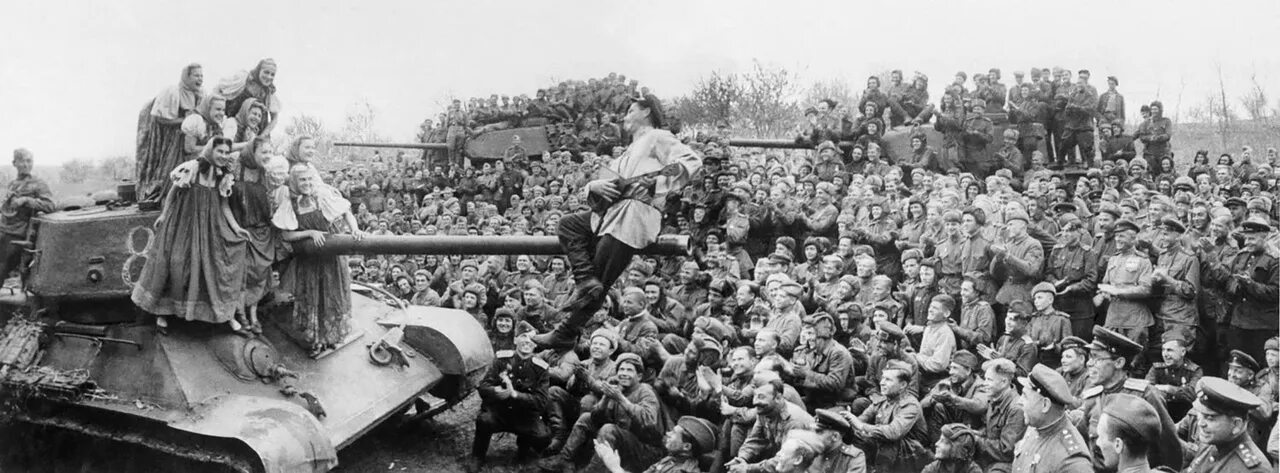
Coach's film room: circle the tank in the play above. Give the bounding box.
[0,205,689,473]
[335,125,553,163]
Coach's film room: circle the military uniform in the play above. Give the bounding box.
[961,109,995,176]
[473,349,552,460]
[1184,377,1272,473]
[1144,360,1203,407]
[1073,327,1182,472]
[1012,364,1092,473]
[853,391,930,472]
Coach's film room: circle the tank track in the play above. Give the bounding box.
[4,401,261,473]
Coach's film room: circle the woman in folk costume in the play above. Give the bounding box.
[224,98,268,155]
[218,58,282,136]
[228,137,286,333]
[273,164,366,357]
[137,63,204,202]
[132,137,249,333]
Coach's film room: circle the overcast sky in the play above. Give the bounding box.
[2,0,1278,164]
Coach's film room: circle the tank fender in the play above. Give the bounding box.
[377,306,494,376]
[170,394,338,473]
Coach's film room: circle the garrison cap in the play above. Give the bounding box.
[1228,350,1261,372]
[590,328,619,349]
[514,321,537,339]
[1019,363,1081,408]
[808,312,835,328]
[1032,282,1057,296]
[1248,196,1272,213]
[1101,393,1161,443]
[1119,198,1140,211]
[675,416,718,454]
[1194,376,1263,416]
[1090,326,1144,359]
[900,249,924,263]
[1005,208,1031,223]
[1158,217,1186,234]
[768,251,794,264]
[1266,337,1279,352]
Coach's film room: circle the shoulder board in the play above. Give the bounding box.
[841,445,863,457]
[1185,360,1201,370]
[1152,362,1168,369]
[496,350,515,358]
[1060,427,1084,453]
[530,357,549,370]
[1123,378,1150,392]
[1081,385,1104,399]
[1237,441,1264,468]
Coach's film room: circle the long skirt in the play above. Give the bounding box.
[135,100,189,201]
[132,184,247,323]
[279,210,352,348]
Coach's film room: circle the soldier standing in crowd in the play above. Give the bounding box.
[1203,219,1278,366]
[1097,76,1125,123]
[960,99,994,176]
[0,149,55,284]
[1074,327,1182,472]
[1013,364,1092,473]
[1134,101,1173,172]
[1096,219,1155,374]
[1183,377,1272,473]
[470,323,551,471]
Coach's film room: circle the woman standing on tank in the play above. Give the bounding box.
[273,164,366,357]
[218,58,281,136]
[229,137,282,333]
[132,137,249,333]
[136,63,204,202]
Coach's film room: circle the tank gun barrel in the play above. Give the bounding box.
[299,234,689,257]
[333,142,449,150]
[727,138,854,149]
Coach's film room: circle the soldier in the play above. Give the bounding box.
[1204,218,1278,366]
[780,313,852,410]
[804,409,868,473]
[470,323,551,470]
[1100,121,1138,163]
[1097,76,1125,123]
[1151,217,1200,359]
[1094,393,1163,473]
[1060,70,1098,167]
[1133,101,1173,172]
[991,208,1045,310]
[1073,326,1182,472]
[1096,219,1155,375]
[1025,282,1073,368]
[1258,337,1279,394]
[844,361,930,472]
[1145,333,1202,421]
[0,149,54,284]
[1045,213,1095,338]
[1057,336,1091,397]
[1225,350,1277,444]
[950,358,1027,473]
[978,303,1038,375]
[1184,377,1272,473]
[920,350,983,442]
[1013,364,1092,473]
[591,415,716,473]
[539,352,662,473]
[725,378,816,473]
[444,100,469,170]
[960,98,995,176]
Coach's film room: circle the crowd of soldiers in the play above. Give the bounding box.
[321,66,1278,473]
[415,73,649,170]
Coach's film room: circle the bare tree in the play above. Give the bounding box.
[1239,72,1270,124]
[805,78,856,113]
[738,60,801,138]
[670,70,743,129]
[1215,63,1232,148]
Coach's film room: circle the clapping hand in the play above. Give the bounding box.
[976,344,995,359]
[593,439,623,472]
